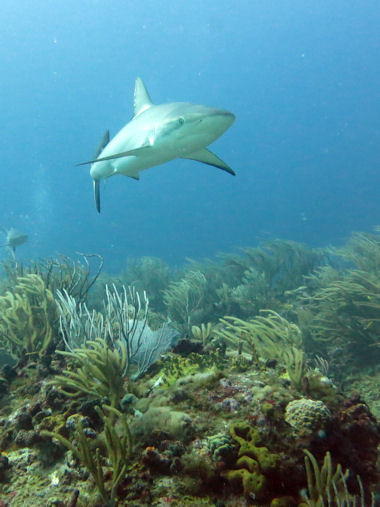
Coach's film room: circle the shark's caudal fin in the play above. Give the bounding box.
[134,77,153,117]
[93,179,101,213]
[93,130,110,159]
[76,131,110,168]
[181,148,235,175]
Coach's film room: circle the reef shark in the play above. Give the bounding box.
[78,77,236,212]
[0,227,28,252]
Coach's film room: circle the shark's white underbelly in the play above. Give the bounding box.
[114,148,178,177]
[90,145,179,181]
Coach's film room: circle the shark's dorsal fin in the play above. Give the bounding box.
[134,77,153,117]
[181,148,236,176]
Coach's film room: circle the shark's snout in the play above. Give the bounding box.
[217,110,235,128]
[197,108,235,140]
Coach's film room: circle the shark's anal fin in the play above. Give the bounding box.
[181,148,235,176]
[77,143,151,167]
[93,130,110,159]
[93,179,101,213]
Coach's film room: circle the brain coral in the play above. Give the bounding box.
[285,398,331,434]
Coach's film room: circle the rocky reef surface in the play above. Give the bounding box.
[0,233,379,505]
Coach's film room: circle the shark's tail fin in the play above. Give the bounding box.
[93,179,101,213]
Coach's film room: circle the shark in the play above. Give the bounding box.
[0,227,28,253]
[78,77,236,212]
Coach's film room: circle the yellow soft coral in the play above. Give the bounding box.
[0,274,57,359]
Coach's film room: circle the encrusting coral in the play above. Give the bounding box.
[222,421,278,499]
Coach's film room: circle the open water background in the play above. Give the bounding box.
[0,0,379,271]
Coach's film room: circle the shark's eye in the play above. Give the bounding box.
[178,117,185,126]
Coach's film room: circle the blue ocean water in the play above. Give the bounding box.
[0,0,379,271]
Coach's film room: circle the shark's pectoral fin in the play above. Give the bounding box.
[93,130,110,159]
[76,142,151,167]
[181,148,235,176]
[93,179,101,213]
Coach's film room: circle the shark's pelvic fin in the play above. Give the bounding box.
[181,148,236,176]
[134,77,153,117]
[93,130,110,159]
[77,142,152,167]
[93,179,101,213]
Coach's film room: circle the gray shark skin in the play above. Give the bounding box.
[0,227,28,252]
[78,77,236,212]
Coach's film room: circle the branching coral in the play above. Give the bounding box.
[1,252,103,304]
[57,284,148,353]
[217,311,306,390]
[230,267,275,316]
[340,231,380,273]
[298,231,380,363]
[57,284,177,379]
[122,256,170,312]
[163,270,207,333]
[191,322,216,346]
[306,270,380,359]
[51,337,127,409]
[42,405,131,505]
[242,239,325,292]
[303,449,373,506]
[0,274,57,360]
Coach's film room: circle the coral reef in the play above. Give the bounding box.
[0,231,379,505]
[0,274,57,360]
[222,421,278,499]
[285,398,331,435]
[51,337,128,409]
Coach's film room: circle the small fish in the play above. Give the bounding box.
[0,227,28,252]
